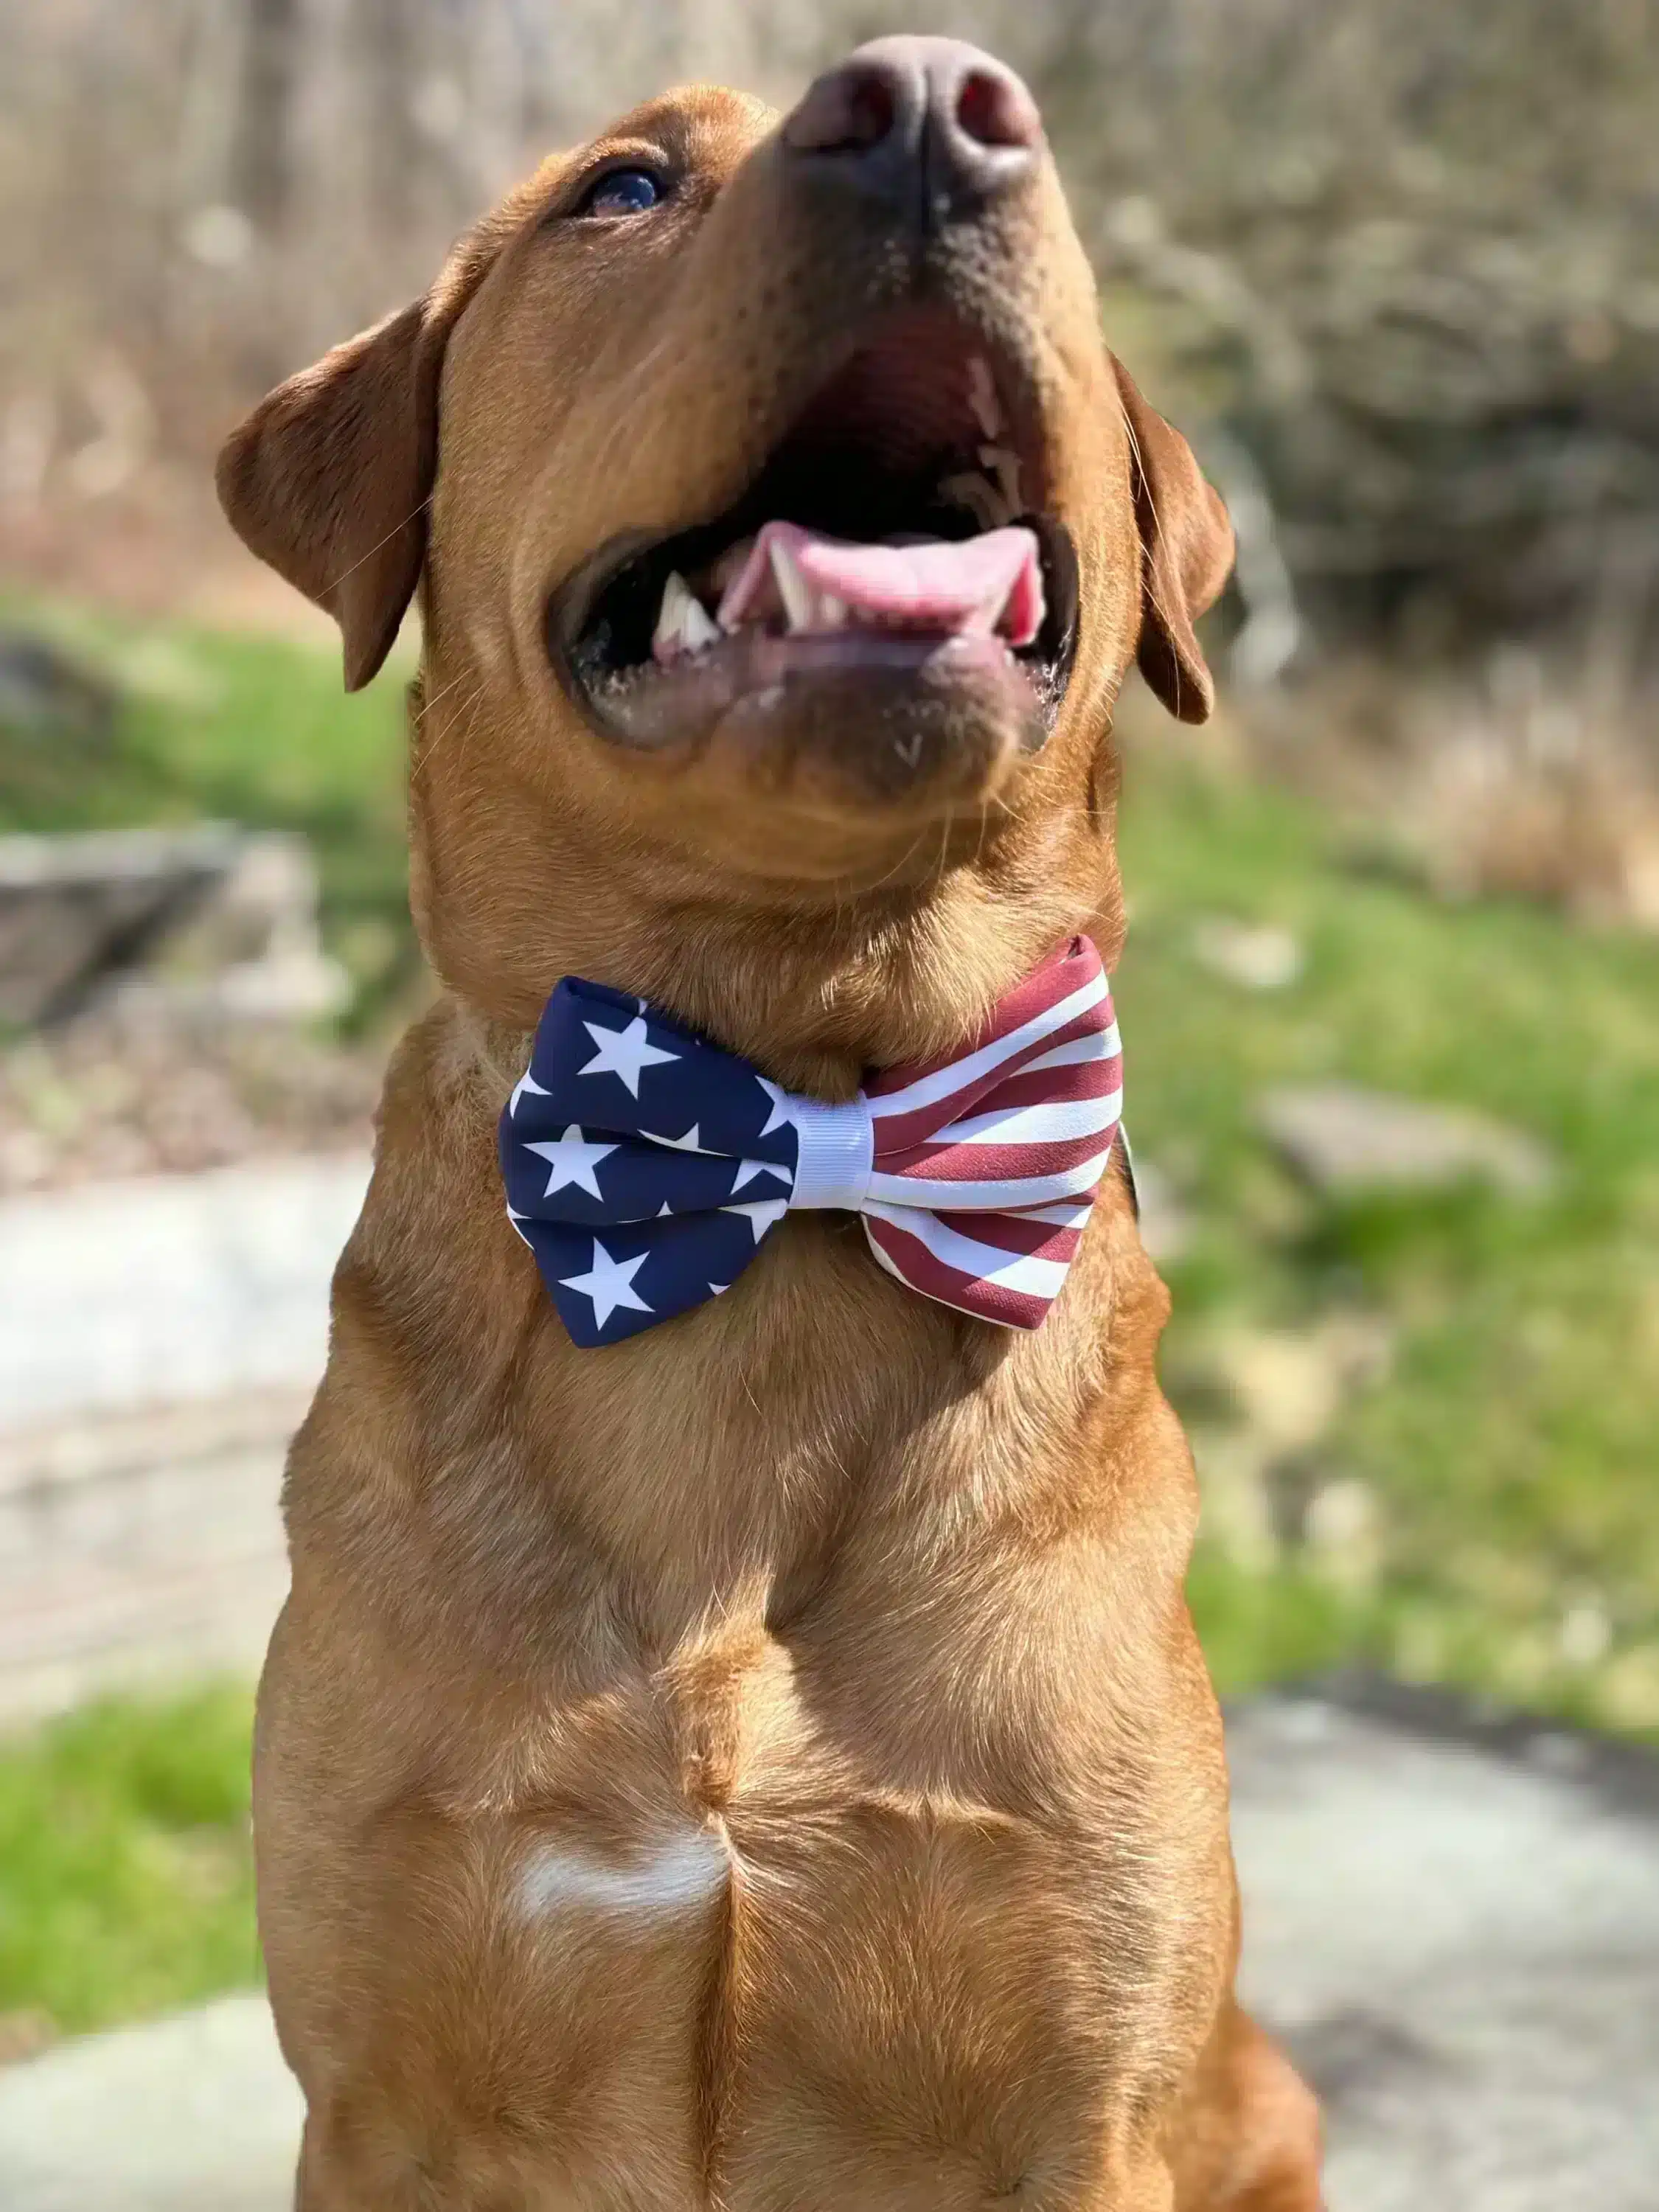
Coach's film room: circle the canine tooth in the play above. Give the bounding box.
[818,594,848,630]
[653,571,721,658]
[981,442,1024,517]
[653,571,698,655]
[769,537,816,633]
[681,593,720,651]
[940,471,1009,531]
[968,356,1002,439]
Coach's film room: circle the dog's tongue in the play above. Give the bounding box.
[714,520,1044,647]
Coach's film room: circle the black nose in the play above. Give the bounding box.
[782,36,1042,221]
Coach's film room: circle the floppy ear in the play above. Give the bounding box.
[1113,357,1235,724]
[216,235,500,691]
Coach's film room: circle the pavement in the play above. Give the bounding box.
[0,1155,370,1432]
[2,1680,1655,2212]
[0,1156,370,1720]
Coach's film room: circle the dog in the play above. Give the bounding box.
[218,37,1322,2211]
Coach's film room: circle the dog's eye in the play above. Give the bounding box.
[578,167,666,219]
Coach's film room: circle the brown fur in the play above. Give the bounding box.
[219,64,1321,2212]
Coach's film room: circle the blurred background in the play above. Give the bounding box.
[1,0,1656,2094]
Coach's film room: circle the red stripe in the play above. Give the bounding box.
[875,1132,1116,1185]
[866,1012,1117,1153]
[935,1055,1121,1119]
[927,1209,1086,1259]
[864,1216,1051,1329]
[880,1065,1121,1161]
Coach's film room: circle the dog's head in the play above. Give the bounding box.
[219,41,1231,1032]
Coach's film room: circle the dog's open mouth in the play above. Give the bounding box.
[547,307,1079,754]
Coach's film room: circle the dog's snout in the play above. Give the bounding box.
[782,37,1041,220]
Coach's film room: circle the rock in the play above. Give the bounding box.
[1259,1082,1553,1199]
[0,825,347,1029]
[1192,917,1305,991]
[0,629,116,748]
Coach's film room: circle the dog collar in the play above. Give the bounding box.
[499,936,1123,1346]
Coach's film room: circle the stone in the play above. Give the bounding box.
[1192,917,1305,991]
[0,825,346,1029]
[1259,1082,1554,1199]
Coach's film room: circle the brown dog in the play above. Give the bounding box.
[218,37,1321,2211]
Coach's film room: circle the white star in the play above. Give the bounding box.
[723,1198,789,1243]
[505,1206,534,1248]
[731,1156,792,1193]
[757,1077,793,1138]
[558,1238,653,1330]
[509,1067,550,1118]
[647,1122,706,1152]
[579,1016,678,1097]
[524,1124,618,1200]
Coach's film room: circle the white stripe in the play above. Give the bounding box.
[515,1831,729,1923]
[860,1203,1076,1298]
[1017,1200,1096,1230]
[1023,1022,1120,1073]
[865,1146,1116,1212]
[867,970,1108,1121]
[929,1085,1124,1147]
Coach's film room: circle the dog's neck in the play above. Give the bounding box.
[409,660,1127,1105]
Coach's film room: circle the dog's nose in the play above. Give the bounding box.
[782,37,1041,220]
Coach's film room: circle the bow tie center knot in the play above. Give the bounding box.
[785,1091,875,1211]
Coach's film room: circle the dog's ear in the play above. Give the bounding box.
[1113,358,1235,724]
[216,237,499,692]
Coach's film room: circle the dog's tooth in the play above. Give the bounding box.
[981,443,1024,518]
[818,594,848,630]
[968,356,1002,440]
[681,593,720,651]
[653,571,721,659]
[769,537,816,633]
[940,471,1007,532]
[653,571,697,656]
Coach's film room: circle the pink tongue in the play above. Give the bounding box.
[716,520,1044,647]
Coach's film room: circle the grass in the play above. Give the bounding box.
[2,608,1658,2039]
[1114,732,1659,1735]
[0,1687,257,2046]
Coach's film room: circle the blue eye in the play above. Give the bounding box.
[582,167,664,218]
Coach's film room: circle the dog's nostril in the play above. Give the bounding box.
[784,39,1041,209]
[784,60,900,157]
[955,66,1041,153]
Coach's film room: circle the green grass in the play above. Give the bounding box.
[1114,740,1659,1735]
[0,1687,257,2043]
[3,609,1658,2039]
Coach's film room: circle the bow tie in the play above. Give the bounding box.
[499,936,1122,1348]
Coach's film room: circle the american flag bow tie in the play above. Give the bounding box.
[499,935,1122,1348]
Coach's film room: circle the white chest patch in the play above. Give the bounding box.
[513,1826,731,1925]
